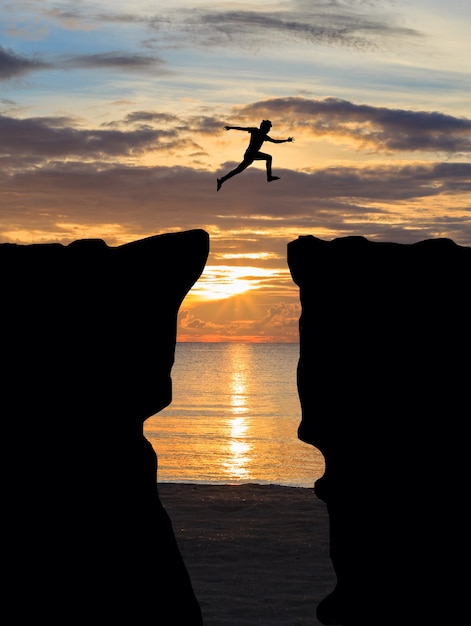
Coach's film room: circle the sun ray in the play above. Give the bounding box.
[186,265,291,302]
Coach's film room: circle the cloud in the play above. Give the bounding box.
[120,111,222,136]
[177,304,299,342]
[238,97,471,154]
[124,111,181,125]
[8,94,468,167]
[0,45,51,80]
[1,159,470,242]
[251,302,300,331]
[26,0,421,56]
[0,43,170,82]
[1,98,470,249]
[0,114,180,161]
[60,51,171,73]
[147,0,421,52]
[290,162,471,202]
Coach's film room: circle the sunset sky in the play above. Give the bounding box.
[2,0,470,342]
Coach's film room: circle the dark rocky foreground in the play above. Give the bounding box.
[288,235,471,625]
[3,228,470,625]
[2,229,208,624]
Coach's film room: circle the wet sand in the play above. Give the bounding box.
[158,482,336,626]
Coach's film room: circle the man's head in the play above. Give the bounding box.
[260,120,272,133]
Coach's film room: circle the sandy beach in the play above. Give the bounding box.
[158,483,336,626]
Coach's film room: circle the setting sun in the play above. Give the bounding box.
[187,265,279,301]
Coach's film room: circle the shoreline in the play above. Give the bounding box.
[157,482,335,626]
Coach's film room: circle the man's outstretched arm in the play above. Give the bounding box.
[224,125,255,132]
[266,136,295,144]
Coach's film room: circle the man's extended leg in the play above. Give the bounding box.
[217,158,251,191]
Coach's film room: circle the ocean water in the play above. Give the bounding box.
[144,342,325,488]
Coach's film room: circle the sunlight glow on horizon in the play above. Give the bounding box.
[187,265,286,301]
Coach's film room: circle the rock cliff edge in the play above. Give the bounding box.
[288,235,471,625]
[2,229,209,624]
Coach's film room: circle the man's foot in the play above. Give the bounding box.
[267,176,280,182]
[217,178,222,191]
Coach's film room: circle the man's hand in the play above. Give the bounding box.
[287,137,294,142]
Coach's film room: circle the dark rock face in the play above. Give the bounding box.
[288,235,471,625]
[2,230,209,624]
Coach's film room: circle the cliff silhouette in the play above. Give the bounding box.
[288,235,471,625]
[3,228,470,625]
[2,229,209,624]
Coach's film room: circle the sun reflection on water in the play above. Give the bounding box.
[222,346,253,481]
[231,371,247,414]
[145,343,324,486]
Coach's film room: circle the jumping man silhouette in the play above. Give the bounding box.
[217,120,294,191]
